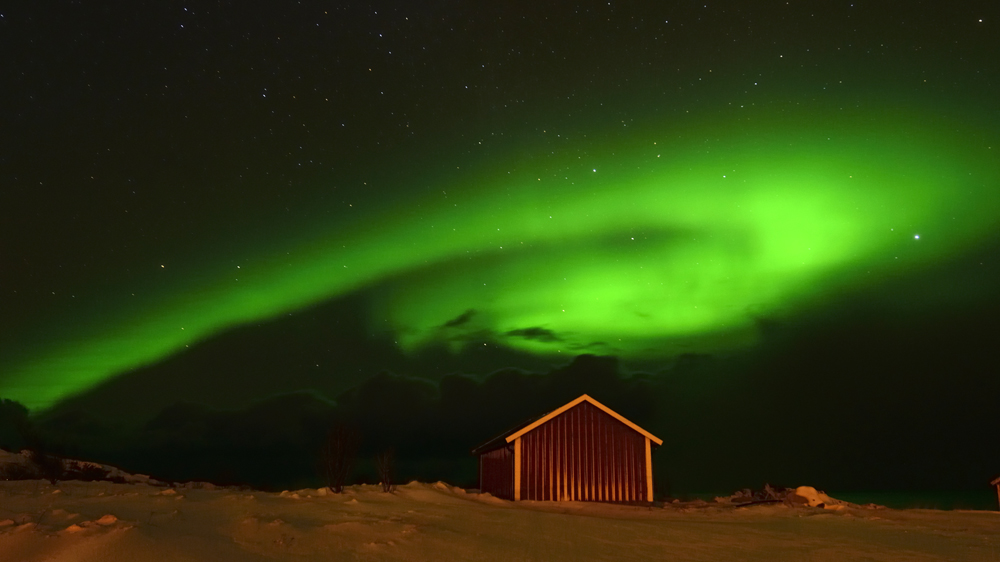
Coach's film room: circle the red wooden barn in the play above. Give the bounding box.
[471,394,662,503]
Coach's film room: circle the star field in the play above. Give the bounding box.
[1,1,999,412]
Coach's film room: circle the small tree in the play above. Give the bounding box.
[319,425,360,493]
[375,448,396,493]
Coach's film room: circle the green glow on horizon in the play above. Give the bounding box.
[2,104,998,411]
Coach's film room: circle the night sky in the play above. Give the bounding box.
[2,1,999,497]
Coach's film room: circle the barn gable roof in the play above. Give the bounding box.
[472,394,662,455]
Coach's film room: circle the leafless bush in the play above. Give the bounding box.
[319,425,360,493]
[727,483,790,504]
[375,449,396,493]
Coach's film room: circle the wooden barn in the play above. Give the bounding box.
[471,394,661,503]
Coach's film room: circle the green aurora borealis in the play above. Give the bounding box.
[3,103,998,412]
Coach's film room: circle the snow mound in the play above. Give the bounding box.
[789,486,847,510]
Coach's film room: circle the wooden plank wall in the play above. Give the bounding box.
[479,443,515,500]
[518,401,647,502]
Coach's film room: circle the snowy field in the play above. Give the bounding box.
[1,480,999,561]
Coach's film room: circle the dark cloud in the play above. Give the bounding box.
[504,327,561,343]
[443,309,477,328]
[569,341,612,352]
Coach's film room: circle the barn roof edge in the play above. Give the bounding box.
[504,394,662,445]
[472,394,662,455]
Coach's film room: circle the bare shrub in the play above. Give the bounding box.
[375,448,396,493]
[726,483,791,505]
[319,425,360,493]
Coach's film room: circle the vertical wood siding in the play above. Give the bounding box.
[479,443,515,500]
[517,401,648,502]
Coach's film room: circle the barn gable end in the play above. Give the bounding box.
[473,394,660,503]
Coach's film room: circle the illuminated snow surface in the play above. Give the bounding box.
[1,480,998,561]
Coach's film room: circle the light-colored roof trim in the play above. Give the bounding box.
[504,394,662,445]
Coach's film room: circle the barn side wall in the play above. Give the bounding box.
[479,443,515,500]
[518,401,648,502]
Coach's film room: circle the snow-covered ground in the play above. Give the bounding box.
[1,480,998,561]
